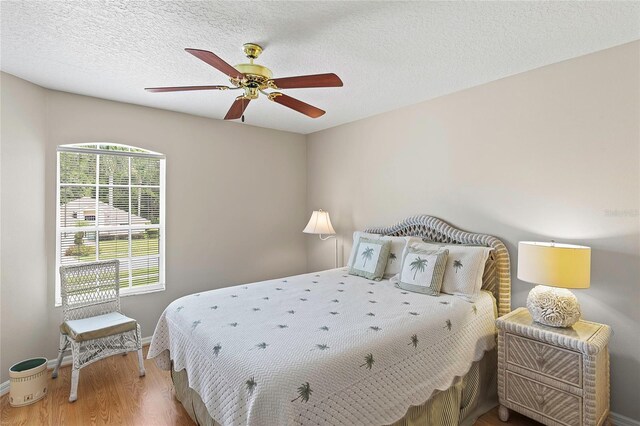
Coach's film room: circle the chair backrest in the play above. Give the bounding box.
[59,260,121,321]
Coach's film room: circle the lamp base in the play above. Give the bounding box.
[526,285,581,328]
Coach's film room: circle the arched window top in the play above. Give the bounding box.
[58,142,164,158]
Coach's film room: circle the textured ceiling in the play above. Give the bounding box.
[2,1,639,134]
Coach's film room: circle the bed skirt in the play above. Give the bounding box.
[170,348,497,426]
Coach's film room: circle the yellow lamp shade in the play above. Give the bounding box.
[517,241,591,289]
[303,210,336,235]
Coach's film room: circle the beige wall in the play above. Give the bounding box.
[0,72,308,383]
[0,72,49,384]
[307,41,640,419]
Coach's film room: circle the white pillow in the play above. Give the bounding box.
[407,241,492,302]
[347,232,408,277]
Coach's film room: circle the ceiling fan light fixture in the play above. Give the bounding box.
[243,87,260,100]
[232,63,273,81]
[232,43,272,88]
[147,43,342,120]
[231,43,272,94]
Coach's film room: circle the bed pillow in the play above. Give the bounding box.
[348,237,391,281]
[395,246,449,295]
[413,241,492,302]
[347,232,408,278]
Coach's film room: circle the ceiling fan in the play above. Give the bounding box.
[145,43,343,121]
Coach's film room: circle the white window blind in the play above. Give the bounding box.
[55,143,166,306]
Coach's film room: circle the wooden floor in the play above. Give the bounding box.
[1,346,541,426]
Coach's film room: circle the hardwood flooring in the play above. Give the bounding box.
[1,346,541,426]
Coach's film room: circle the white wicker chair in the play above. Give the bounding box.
[52,259,145,402]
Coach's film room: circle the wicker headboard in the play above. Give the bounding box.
[365,215,511,316]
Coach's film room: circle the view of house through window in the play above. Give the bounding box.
[55,143,166,305]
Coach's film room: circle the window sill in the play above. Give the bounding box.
[121,283,166,297]
[54,283,166,307]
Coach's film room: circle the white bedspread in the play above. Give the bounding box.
[148,268,497,426]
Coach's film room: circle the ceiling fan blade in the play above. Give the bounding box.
[268,73,343,89]
[268,93,325,118]
[145,85,231,92]
[185,48,244,80]
[224,97,251,120]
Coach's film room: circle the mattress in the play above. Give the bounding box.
[148,268,497,426]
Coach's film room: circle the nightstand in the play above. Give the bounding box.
[496,307,611,426]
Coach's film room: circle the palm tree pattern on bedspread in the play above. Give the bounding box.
[169,269,467,408]
[292,382,313,403]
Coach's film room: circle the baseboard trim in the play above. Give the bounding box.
[0,336,153,397]
[611,412,640,426]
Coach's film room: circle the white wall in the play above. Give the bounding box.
[306,41,640,420]
[0,72,308,383]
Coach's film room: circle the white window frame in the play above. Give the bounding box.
[55,143,166,306]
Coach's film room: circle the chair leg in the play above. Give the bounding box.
[52,333,67,379]
[69,367,79,402]
[137,348,146,377]
[135,323,145,377]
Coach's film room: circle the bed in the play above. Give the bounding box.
[148,215,511,426]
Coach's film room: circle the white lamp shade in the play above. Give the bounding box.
[518,241,591,289]
[303,210,336,235]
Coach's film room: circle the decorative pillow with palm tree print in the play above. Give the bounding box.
[411,241,493,302]
[347,232,410,278]
[395,247,449,296]
[348,237,391,280]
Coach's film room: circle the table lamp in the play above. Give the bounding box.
[303,209,338,268]
[517,241,591,328]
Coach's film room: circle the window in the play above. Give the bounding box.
[56,143,166,305]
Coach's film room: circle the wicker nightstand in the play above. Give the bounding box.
[497,307,611,426]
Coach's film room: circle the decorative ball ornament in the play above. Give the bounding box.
[526,285,581,328]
